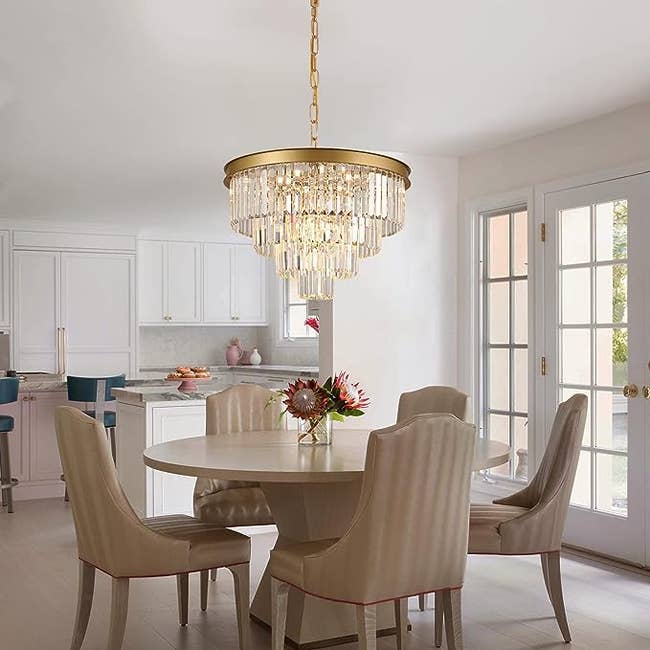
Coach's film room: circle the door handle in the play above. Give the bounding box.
[623,384,639,398]
[642,386,650,400]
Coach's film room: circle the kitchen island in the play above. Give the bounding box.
[114,365,318,518]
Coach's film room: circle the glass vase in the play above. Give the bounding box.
[297,413,332,446]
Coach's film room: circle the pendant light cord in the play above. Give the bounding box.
[309,0,320,147]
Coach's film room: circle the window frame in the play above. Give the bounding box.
[280,278,318,343]
[479,204,529,483]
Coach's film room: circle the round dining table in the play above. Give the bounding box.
[144,429,510,649]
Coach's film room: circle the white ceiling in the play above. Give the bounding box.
[1,0,650,225]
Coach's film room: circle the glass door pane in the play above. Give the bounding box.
[545,174,648,565]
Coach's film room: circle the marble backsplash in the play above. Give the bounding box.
[139,326,319,368]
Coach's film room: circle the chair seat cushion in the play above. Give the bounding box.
[142,514,250,571]
[194,486,274,527]
[270,539,339,589]
[0,415,14,432]
[83,410,116,428]
[468,503,530,554]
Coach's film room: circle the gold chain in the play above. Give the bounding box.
[309,0,319,147]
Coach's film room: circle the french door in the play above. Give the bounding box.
[544,173,650,565]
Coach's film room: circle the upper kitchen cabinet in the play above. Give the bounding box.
[0,231,10,327]
[14,250,135,375]
[203,243,267,325]
[138,240,201,325]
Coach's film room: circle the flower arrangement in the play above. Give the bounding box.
[304,316,320,334]
[270,371,370,443]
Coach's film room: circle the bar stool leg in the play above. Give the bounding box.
[107,427,117,464]
[0,431,14,513]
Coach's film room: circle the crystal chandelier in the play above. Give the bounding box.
[223,0,411,300]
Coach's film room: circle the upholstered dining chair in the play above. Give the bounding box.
[434,394,588,646]
[270,413,477,650]
[55,407,251,650]
[193,383,285,608]
[397,384,469,612]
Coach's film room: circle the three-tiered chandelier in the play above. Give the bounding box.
[223,0,411,300]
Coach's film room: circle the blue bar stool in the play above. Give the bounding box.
[0,377,20,513]
[63,375,126,501]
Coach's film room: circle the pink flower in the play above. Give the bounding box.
[333,372,370,411]
[305,316,320,334]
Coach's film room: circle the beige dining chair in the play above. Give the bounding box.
[397,385,469,612]
[434,394,588,646]
[194,383,284,608]
[269,413,477,650]
[55,406,251,650]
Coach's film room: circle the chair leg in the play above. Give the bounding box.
[0,431,14,513]
[176,573,189,626]
[540,553,552,601]
[418,593,427,611]
[543,551,571,643]
[394,598,408,650]
[356,604,377,650]
[434,591,444,647]
[228,563,250,650]
[271,577,290,650]
[442,588,463,650]
[107,578,129,650]
[200,570,209,612]
[70,560,95,650]
[210,568,217,582]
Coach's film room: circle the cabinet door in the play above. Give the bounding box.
[14,250,60,372]
[151,405,205,516]
[232,245,267,324]
[29,392,67,482]
[0,397,29,482]
[61,253,135,376]
[167,242,201,323]
[0,231,10,326]
[203,243,233,323]
[138,240,166,324]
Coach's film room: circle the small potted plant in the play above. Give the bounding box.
[270,371,369,445]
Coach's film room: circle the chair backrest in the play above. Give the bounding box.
[397,385,469,423]
[497,394,588,552]
[0,377,19,405]
[302,413,476,604]
[205,383,285,435]
[67,374,126,403]
[55,406,189,578]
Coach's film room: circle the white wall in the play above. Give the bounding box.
[457,101,650,397]
[321,153,459,430]
[459,101,650,203]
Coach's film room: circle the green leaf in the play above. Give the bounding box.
[329,412,346,422]
[346,409,365,417]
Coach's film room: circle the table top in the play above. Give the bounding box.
[143,429,511,484]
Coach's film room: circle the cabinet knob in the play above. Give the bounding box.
[623,384,639,398]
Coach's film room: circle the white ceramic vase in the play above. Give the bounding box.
[250,347,262,366]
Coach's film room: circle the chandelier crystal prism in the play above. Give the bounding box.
[223,0,411,300]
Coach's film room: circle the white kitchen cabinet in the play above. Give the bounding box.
[28,391,66,481]
[232,245,266,324]
[203,243,267,325]
[14,251,60,373]
[203,243,232,323]
[0,390,67,499]
[61,253,135,375]
[138,240,202,324]
[151,405,205,516]
[0,231,10,327]
[14,250,136,376]
[138,240,166,324]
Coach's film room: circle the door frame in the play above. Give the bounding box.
[535,160,650,566]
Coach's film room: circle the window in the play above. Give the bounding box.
[283,279,318,340]
[480,206,529,480]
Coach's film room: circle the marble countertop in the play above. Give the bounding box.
[113,384,225,406]
[139,364,319,376]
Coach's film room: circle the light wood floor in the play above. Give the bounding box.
[1,500,650,649]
